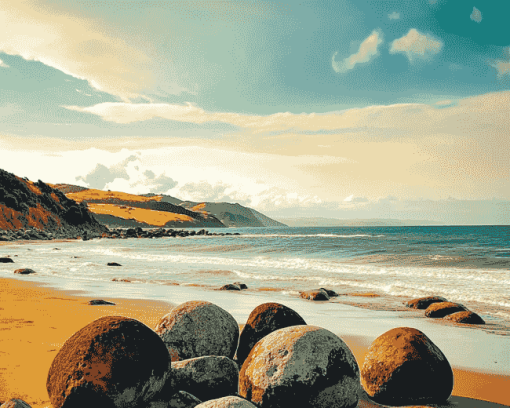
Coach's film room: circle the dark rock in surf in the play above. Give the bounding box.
[443,310,485,324]
[220,284,241,291]
[0,257,14,263]
[406,296,448,309]
[107,262,122,266]
[319,287,339,297]
[299,288,329,301]
[88,299,116,305]
[425,302,467,318]
[14,268,36,275]
[233,282,248,290]
[236,302,306,368]
[360,327,453,405]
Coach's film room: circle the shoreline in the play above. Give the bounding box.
[1,277,509,407]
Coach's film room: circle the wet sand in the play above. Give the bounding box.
[0,277,509,407]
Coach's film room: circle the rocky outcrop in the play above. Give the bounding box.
[0,168,108,239]
[425,301,467,318]
[239,325,360,408]
[406,296,448,309]
[236,302,306,367]
[360,327,453,405]
[443,310,485,324]
[155,301,239,362]
[46,316,170,408]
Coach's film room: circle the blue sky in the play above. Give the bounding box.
[1,0,509,223]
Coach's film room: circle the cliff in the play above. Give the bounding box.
[0,169,108,241]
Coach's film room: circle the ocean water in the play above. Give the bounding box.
[1,225,510,320]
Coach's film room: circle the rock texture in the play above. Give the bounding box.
[155,301,239,362]
[443,310,485,324]
[13,268,35,275]
[406,296,448,309]
[148,391,202,408]
[0,399,32,408]
[299,288,330,301]
[195,396,257,408]
[425,301,467,318]
[236,302,306,367]
[239,325,360,408]
[88,299,116,305]
[360,327,453,405]
[162,356,239,402]
[46,316,170,408]
[0,168,108,239]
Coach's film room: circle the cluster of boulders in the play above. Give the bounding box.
[406,295,485,324]
[299,287,339,301]
[1,300,456,408]
[0,227,240,242]
[219,282,248,291]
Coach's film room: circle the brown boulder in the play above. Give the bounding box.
[14,268,36,275]
[236,302,306,367]
[239,325,360,408]
[219,284,241,291]
[299,288,329,301]
[0,399,31,408]
[195,396,257,408]
[443,311,485,324]
[425,301,467,318]
[46,316,171,408]
[155,301,239,362]
[406,296,448,309]
[360,327,453,405]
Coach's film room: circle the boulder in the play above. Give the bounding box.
[46,316,171,408]
[360,327,453,405]
[425,301,467,318]
[219,284,241,291]
[319,287,339,297]
[147,391,202,408]
[88,299,116,305]
[299,288,329,301]
[155,301,239,362]
[236,302,306,367]
[0,257,14,263]
[14,268,36,275]
[195,396,257,408]
[107,262,122,266]
[233,282,248,290]
[406,296,448,309]
[159,356,238,402]
[239,325,360,408]
[443,310,485,324]
[0,399,31,408]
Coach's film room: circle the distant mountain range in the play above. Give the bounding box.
[275,217,442,227]
[49,185,285,228]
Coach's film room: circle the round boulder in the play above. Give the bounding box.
[425,302,467,318]
[239,325,360,408]
[0,257,14,263]
[406,296,448,309]
[47,316,171,408]
[155,301,239,362]
[360,327,453,405]
[195,396,257,408]
[14,268,36,275]
[236,302,306,367]
[299,289,329,301]
[443,311,485,324]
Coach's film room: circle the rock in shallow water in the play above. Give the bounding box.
[46,316,171,408]
[239,325,360,408]
[13,268,35,275]
[406,295,448,309]
[155,301,239,362]
[443,310,485,324]
[425,301,467,318]
[299,288,330,301]
[360,326,453,406]
[236,302,306,367]
[0,257,14,263]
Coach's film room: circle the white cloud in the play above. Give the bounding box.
[332,30,383,73]
[0,59,9,68]
[388,12,400,20]
[389,29,443,62]
[470,7,482,23]
[490,47,510,78]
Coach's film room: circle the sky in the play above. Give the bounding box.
[1,0,509,224]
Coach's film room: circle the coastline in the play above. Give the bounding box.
[1,276,509,407]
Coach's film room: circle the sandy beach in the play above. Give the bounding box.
[1,276,509,408]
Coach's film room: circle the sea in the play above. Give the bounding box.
[1,225,509,318]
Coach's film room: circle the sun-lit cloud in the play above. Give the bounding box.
[0,59,9,68]
[489,47,510,78]
[332,30,383,73]
[470,7,482,23]
[388,12,400,20]
[389,29,443,62]
[0,0,155,100]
